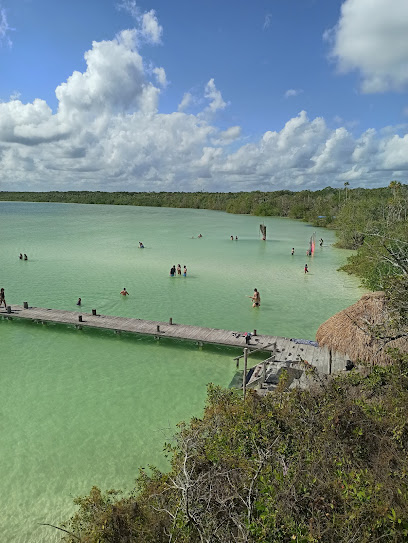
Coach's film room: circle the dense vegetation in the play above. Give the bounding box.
[1,184,406,232]
[7,184,407,541]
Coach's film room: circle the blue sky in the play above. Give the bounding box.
[1,0,408,192]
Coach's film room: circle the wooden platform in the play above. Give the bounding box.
[0,305,350,374]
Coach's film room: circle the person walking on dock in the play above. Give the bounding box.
[120,288,129,295]
[0,288,6,308]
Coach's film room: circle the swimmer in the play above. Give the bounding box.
[19,253,23,260]
[198,234,203,238]
[183,265,187,277]
[304,264,309,274]
[24,254,28,260]
[235,236,238,240]
[0,288,6,308]
[76,297,81,306]
[248,288,260,308]
[291,248,295,255]
[139,242,144,248]
[120,288,129,295]
[319,238,323,247]
[231,236,234,241]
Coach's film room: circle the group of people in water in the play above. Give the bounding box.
[19,253,28,260]
[170,264,187,277]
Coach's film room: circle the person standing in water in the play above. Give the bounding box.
[120,288,129,295]
[139,242,144,248]
[24,254,28,260]
[304,264,309,274]
[0,288,6,308]
[250,288,260,307]
[76,298,81,306]
[183,265,187,277]
[291,248,295,255]
[177,264,182,276]
[19,253,23,260]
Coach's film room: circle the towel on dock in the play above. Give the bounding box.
[290,338,319,347]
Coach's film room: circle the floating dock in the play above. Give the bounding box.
[0,305,351,374]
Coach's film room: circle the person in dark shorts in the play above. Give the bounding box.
[250,288,260,307]
[0,288,6,308]
[76,298,81,306]
[183,265,187,277]
[304,264,309,273]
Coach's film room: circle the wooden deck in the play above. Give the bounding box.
[0,305,350,374]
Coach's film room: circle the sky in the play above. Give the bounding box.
[1,0,408,192]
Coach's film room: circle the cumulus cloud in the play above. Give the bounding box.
[203,79,227,114]
[117,1,162,45]
[284,88,303,98]
[0,21,408,192]
[178,92,193,112]
[327,0,408,93]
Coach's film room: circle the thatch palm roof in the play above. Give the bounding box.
[316,291,408,366]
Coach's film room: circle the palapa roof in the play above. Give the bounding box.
[316,291,408,366]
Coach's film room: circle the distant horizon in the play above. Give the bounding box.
[0,183,402,195]
[1,0,408,192]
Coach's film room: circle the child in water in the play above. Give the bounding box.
[304,264,309,274]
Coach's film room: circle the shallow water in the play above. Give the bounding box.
[0,202,363,541]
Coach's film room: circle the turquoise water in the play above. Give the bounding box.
[0,202,363,541]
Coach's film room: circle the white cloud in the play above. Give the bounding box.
[284,88,303,98]
[203,79,227,114]
[141,10,162,44]
[153,67,167,87]
[0,27,408,192]
[117,2,162,45]
[0,6,13,47]
[327,0,408,93]
[178,92,193,112]
[211,126,241,146]
[263,14,272,30]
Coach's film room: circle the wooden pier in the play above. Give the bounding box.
[0,305,351,374]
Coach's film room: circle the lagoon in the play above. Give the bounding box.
[0,202,362,542]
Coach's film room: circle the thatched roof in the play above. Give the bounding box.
[316,291,408,366]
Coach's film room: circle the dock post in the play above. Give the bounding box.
[169,317,173,325]
[6,306,11,314]
[253,329,257,336]
[156,325,160,333]
[92,309,97,316]
[23,302,28,309]
[243,347,248,401]
[78,315,83,322]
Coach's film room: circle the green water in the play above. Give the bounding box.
[0,202,363,542]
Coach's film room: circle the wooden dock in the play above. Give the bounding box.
[0,305,350,374]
